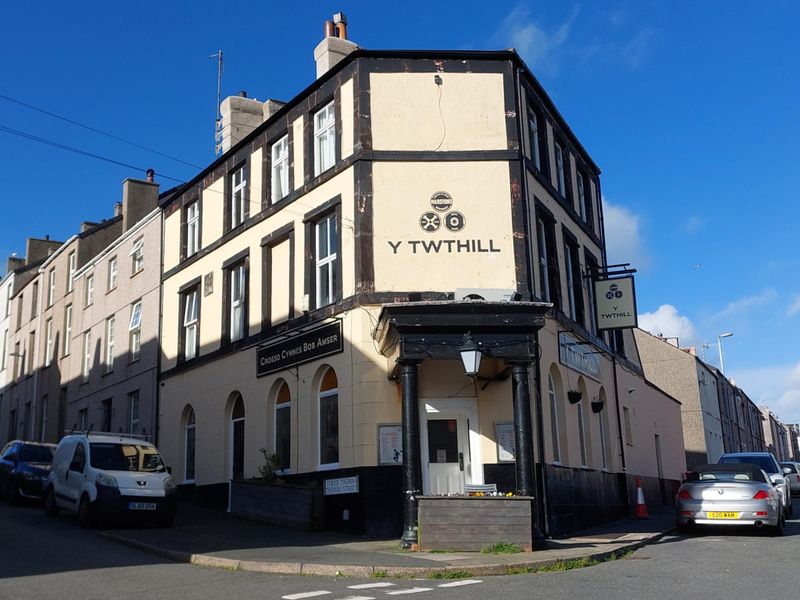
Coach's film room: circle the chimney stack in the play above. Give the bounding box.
[219,93,265,153]
[25,237,62,263]
[314,12,358,79]
[6,254,25,274]
[122,178,160,232]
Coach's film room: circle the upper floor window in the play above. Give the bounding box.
[67,251,76,293]
[271,135,290,203]
[576,170,593,229]
[563,237,584,325]
[315,214,338,309]
[536,214,560,309]
[554,142,566,197]
[4,284,11,318]
[31,281,39,318]
[1,330,7,371]
[584,251,599,335]
[181,286,200,361]
[44,318,53,367]
[85,274,94,307]
[105,315,115,373]
[226,261,247,343]
[527,108,542,171]
[16,293,23,330]
[47,268,56,306]
[129,301,142,361]
[81,330,92,382]
[63,304,73,356]
[27,330,35,374]
[185,201,200,258]
[130,238,144,275]
[314,102,335,176]
[230,166,247,229]
[108,256,118,291]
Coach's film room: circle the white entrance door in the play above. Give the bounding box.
[421,398,483,495]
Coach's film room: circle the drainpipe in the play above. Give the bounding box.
[611,354,629,513]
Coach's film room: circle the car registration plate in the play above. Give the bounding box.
[707,511,738,519]
[128,502,157,511]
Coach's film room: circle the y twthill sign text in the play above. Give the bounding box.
[256,322,343,377]
[594,276,638,330]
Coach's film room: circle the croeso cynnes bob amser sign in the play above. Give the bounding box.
[256,322,343,377]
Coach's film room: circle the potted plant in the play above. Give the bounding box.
[567,390,582,404]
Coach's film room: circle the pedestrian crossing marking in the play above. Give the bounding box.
[437,579,483,587]
[347,583,396,589]
[282,592,331,600]
[385,588,433,595]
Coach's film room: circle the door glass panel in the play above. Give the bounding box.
[427,419,459,463]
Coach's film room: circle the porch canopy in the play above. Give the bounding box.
[372,300,550,548]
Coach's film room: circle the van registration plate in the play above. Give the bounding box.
[707,512,738,519]
[128,502,157,511]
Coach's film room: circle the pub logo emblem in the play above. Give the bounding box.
[605,283,624,300]
[420,192,466,233]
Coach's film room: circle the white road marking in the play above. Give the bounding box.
[337,596,376,600]
[385,588,434,595]
[437,579,483,587]
[282,592,332,600]
[347,583,396,589]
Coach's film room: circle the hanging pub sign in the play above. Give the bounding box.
[594,276,638,330]
[558,331,601,381]
[256,321,343,377]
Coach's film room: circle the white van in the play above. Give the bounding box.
[45,433,176,527]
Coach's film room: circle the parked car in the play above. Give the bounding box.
[45,433,176,527]
[676,463,784,536]
[718,452,791,517]
[0,441,56,504]
[780,462,800,496]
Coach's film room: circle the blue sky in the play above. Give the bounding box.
[2,2,798,421]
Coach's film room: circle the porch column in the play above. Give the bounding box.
[400,361,422,549]
[511,362,535,495]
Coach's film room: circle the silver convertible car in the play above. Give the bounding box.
[676,463,784,536]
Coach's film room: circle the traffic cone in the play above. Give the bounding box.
[633,477,651,519]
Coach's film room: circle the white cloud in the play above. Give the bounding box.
[493,4,579,76]
[602,199,649,269]
[681,216,703,234]
[621,27,654,69]
[787,295,800,317]
[710,289,778,322]
[733,362,800,424]
[638,304,701,348]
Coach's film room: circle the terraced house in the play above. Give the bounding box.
[157,18,685,541]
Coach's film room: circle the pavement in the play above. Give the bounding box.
[101,504,675,577]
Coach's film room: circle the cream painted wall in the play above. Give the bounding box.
[370,72,507,152]
[270,239,290,324]
[202,178,224,244]
[163,210,181,272]
[372,161,516,293]
[340,78,354,159]
[161,168,356,370]
[292,117,304,190]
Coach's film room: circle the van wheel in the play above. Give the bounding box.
[45,487,59,517]
[78,495,94,528]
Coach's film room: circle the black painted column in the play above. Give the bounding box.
[511,362,535,496]
[400,361,422,549]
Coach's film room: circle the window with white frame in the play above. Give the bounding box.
[47,268,55,306]
[563,238,584,325]
[577,173,587,222]
[64,304,72,356]
[318,368,339,468]
[554,141,566,197]
[129,301,142,361]
[81,330,91,382]
[130,238,144,274]
[78,408,88,432]
[31,281,39,318]
[108,256,118,291]
[85,274,94,307]
[182,287,199,361]
[271,135,290,203]
[314,102,335,176]
[548,374,561,463]
[105,315,115,373]
[1,330,7,371]
[44,318,53,367]
[186,201,200,257]
[537,218,550,302]
[577,402,588,467]
[27,330,35,374]
[128,390,139,434]
[528,108,541,171]
[275,381,291,472]
[230,166,246,229]
[5,284,11,317]
[315,214,337,308]
[184,408,196,482]
[228,263,246,342]
[67,251,76,293]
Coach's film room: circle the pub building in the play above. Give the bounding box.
[157,16,686,543]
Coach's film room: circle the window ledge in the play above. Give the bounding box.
[317,463,340,471]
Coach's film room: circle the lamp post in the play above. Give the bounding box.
[717,332,733,374]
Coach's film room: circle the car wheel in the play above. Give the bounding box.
[6,480,20,506]
[771,515,784,537]
[78,495,94,528]
[44,487,59,517]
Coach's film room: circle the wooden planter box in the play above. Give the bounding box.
[230,479,324,531]
[418,496,534,552]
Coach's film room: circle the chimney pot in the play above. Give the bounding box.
[238,90,247,98]
[146,168,155,182]
[324,20,335,38]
